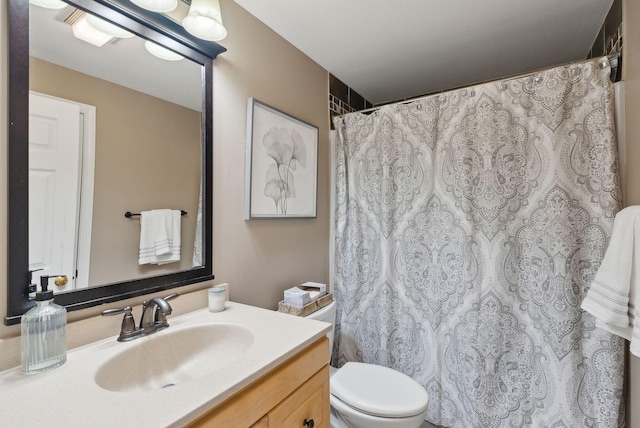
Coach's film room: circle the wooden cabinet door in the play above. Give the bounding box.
[267,365,330,428]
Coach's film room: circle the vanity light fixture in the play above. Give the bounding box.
[144,40,184,61]
[182,0,227,41]
[86,14,135,39]
[130,0,178,13]
[71,16,115,47]
[29,0,67,9]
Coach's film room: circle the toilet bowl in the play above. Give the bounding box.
[306,301,429,428]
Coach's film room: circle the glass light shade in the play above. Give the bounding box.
[86,15,135,39]
[144,41,183,61]
[182,0,227,41]
[71,16,113,47]
[130,0,177,13]
[29,0,67,9]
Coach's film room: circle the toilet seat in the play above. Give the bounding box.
[330,362,429,418]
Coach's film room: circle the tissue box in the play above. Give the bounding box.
[284,287,312,307]
[298,282,327,301]
[278,293,334,317]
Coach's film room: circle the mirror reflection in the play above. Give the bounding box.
[28,2,204,292]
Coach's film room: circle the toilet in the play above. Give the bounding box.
[306,301,429,428]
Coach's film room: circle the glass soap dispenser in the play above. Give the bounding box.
[21,275,67,374]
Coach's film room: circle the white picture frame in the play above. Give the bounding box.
[245,98,318,219]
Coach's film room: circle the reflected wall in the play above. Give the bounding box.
[30,57,202,287]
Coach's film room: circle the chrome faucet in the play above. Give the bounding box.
[102,293,179,341]
[140,297,173,332]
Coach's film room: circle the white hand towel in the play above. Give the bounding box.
[581,206,640,347]
[138,209,181,265]
[156,210,181,265]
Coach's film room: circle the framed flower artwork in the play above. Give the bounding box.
[244,98,318,219]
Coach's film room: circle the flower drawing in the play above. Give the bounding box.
[263,127,307,214]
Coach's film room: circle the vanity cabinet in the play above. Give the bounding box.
[187,337,330,428]
[263,365,329,427]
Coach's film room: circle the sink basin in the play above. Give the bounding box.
[95,324,254,393]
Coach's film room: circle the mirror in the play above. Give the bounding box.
[6,0,225,325]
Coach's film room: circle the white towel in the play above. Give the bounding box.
[138,209,181,265]
[581,205,640,355]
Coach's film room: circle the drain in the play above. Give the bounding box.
[162,383,176,389]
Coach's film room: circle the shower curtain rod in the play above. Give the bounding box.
[354,52,621,115]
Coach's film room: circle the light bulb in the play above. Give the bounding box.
[71,16,113,47]
[182,0,227,42]
[144,41,183,61]
[86,15,135,39]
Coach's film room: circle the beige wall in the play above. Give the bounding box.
[624,1,640,425]
[0,0,329,351]
[210,0,330,308]
[30,58,202,285]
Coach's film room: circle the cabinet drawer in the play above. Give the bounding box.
[268,365,329,428]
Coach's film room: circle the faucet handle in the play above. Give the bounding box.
[163,292,180,302]
[102,306,137,342]
[141,293,178,311]
[101,306,132,317]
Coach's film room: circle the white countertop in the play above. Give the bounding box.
[0,302,331,427]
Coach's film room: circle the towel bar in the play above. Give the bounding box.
[125,210,187,218]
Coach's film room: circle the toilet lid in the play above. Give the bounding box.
[330,362,429,418]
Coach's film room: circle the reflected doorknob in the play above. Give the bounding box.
[54,275,68,286]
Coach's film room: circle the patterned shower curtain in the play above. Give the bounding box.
[332,57,625,427]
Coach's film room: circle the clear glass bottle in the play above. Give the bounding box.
[21,276,67,374]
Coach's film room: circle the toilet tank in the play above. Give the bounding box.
[305,300,336,353]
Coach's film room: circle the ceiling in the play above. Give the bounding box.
[233,0,614,105]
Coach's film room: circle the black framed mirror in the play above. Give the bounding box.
[5,0,224,325]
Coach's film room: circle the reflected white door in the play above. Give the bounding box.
[29,93,81,291]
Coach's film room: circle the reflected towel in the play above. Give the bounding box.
[138,209,181,265]
[581,205,640,354]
